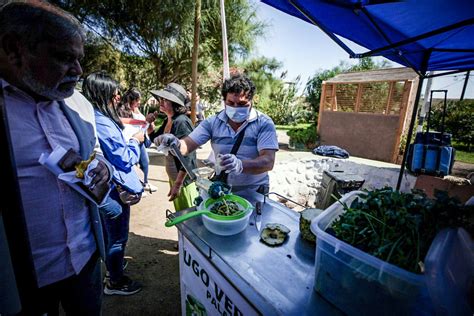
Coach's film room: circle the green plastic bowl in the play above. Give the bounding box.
[165,194,252,227]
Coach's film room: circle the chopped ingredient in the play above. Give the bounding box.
[210,200,241,216]
[300,208,323,243]
[75,152,96,179]
[260,223,290,247]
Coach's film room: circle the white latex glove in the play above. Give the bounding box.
[154,133,180,148]
[219,154,243,175]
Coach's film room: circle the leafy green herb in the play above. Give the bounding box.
[331,187,473,274]
[210,200,241,216]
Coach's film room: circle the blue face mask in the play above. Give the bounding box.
[225,105,250,123]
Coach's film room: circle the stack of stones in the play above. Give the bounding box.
[269,157,416,210]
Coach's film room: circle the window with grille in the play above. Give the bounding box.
[322,81,407,115]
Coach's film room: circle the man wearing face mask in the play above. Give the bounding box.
[155,73,278,205]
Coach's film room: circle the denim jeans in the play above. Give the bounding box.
[21,253,102,315]
[139,143,149,183]
[99,188,130,283]
[99,189,122,219]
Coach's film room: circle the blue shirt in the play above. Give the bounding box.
[189,108,279,192]
[94,110,143,194]
[3,80,96,287]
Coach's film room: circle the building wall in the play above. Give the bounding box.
[318,111,400,162]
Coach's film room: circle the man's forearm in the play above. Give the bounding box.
[180,137,199,156]
[241,150,276,174]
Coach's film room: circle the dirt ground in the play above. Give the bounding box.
[101,133,473,315]
[101,155,186,316]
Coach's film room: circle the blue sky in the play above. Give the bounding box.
[252,1,473,99]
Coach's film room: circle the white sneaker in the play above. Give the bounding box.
[141,191,148,198]
[144,183,157,193]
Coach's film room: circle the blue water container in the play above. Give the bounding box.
[408,144,454,176]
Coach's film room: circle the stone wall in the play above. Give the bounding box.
[269,157,417,210]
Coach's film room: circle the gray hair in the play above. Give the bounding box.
[0,1,85,50]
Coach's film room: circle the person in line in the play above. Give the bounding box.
[149,83,198,211]
[118,88,158,194]
[82,72,143,296]
[155,74,279,205]
[0,2,112,314]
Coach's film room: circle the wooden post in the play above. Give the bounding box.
[190,0,202,125]
[317,82,327,134]
[355,83,362,112]
[220,0,230,80]
[385,81,394,115]
[392,80,413,163]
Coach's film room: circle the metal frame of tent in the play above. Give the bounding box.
[262,0,474,190]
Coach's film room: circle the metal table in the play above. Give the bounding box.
[171,196,343,315]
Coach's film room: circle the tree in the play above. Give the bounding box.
[430,99,474,150]
[238,56,310,125]
[79,33,156,107]
[52,0,266,86]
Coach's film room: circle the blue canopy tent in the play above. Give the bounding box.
[261,0,474,190]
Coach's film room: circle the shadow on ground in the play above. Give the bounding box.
[102,233,180,316]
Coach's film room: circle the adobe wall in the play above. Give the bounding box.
[318,112,400,163]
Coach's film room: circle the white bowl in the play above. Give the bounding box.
[198,196,253,236]
[202,209,252,236]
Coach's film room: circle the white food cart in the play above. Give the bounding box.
[169,195,343,315]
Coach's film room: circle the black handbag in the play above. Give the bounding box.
[115,183,142,205]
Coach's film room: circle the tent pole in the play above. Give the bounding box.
[396,75,424,191]
[460,70,470,100]
[289,0,356,58]
[358,17,474,58]
[417,71,433,132]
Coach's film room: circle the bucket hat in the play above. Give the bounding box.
[150,83,187,107]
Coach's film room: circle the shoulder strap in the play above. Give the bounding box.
[230,124,248,155]
[215,123,249,184]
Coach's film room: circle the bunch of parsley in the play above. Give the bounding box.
[330,187,473,273]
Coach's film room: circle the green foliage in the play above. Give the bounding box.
[304,57,391,115]
[239,56,313,125]
[82,34,123,79]
[455,150,474,164]
[276,123,311,131]
[120,54,157,113]
[256,80,310,125]
[332,188,473,274]
[80,34,157,114]
[53,0,266,86]
[304,64,344,115]
[287,124,318,149]
[429,99,474,151]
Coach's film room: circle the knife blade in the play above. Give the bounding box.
[255,202,262,232]
[170,143,196,181]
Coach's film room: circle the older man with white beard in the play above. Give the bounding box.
[0,2,111,315]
